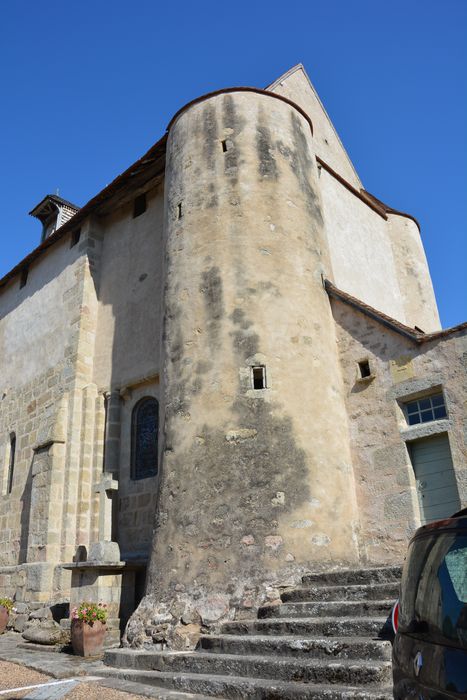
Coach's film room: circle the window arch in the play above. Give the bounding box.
[7,433,16,494]
[131,398,159,480]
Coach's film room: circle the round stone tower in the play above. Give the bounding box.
[126,89,360,648]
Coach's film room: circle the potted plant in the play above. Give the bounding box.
[0,598,13,634]
[70,602,108,656]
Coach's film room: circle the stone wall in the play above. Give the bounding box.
[319,166,406,322]
[270,64,440,333]
[92,183,164,561]
[268,64,362,189]
[125,89,361,649]
[331,297,467,563]
[0,179,167,603]
[117,380,160,561]
[0,220,105,603]
[92,184,164,391]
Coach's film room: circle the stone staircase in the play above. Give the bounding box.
[102,565,400,699]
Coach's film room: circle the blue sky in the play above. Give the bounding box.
[1,0,465,327]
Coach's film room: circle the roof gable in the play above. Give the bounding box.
[267,64,362,189]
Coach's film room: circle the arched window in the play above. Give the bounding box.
[7,433,16,494]
[131,398,159,480]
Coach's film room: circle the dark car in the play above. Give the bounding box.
[393,509,467,699]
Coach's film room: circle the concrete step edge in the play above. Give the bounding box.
[107,648,392,669]
[99,667,394,699]
[261,600,395,609]
[198,634,392,657]
[303,566,401,576]
[98,675,222,699]
[199,634,392,644]
[281,587,399,601]
[285,583,398,591]
[302,567,401,586]
[223,616,390,625]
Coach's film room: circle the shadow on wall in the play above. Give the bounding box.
[19,459,33,565]
[95,189,165,566]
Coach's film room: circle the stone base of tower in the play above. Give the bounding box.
[124,557,365,650]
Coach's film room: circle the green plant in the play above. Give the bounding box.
[71,601,107,624]
[0,598,14,613]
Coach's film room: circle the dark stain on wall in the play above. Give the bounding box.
[199,267,225,348]
[256,109,278,180]
[230,307,252,330]
[206,183,218,209]
[230,312,260,360]
[144,392,311,628]
[222,94,246,182]
[275,113,323,226]
[203,103,218,172]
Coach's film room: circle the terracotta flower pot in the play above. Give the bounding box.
[71,619,106,656]
[0,606,9,634]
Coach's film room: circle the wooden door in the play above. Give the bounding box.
[410,434,460,524]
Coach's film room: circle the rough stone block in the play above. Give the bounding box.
[88,541,121,562]
[22,619,68,646]
[13,613,29,632]
[29,606,53,620]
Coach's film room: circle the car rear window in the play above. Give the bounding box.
[399,530,467,648]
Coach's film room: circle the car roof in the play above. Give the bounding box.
[412,512,467,541]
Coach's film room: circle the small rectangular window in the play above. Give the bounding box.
[133,193,147,218]
[177,202,183,219]
[358,359,371,379]
[252,366,266,390]
[405,393,447,426]
[20,268,28,289]
[70,229,81,247]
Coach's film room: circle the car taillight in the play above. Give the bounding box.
[392,599,399,634]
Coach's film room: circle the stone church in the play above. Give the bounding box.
[0,64,466,649]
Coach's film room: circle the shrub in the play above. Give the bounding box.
[0,598,14,613]
[71,602,107,624]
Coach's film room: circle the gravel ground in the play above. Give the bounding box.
[0,661,149,699]
[0,660,51,693]
[62,682,156,700]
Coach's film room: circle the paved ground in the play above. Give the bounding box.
[0,633,183,700]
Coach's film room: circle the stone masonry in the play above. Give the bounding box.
[0,65,465,653]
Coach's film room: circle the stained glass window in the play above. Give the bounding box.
[131,398,158,479]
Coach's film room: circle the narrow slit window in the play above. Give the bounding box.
[358,360,371,379]
[20,268,28,289]
[177,202,183,219]
[221,139,228,152]
[252,366,266,390]
[7,433,16,494]
[70,228,81,247]
[133,193,147,218]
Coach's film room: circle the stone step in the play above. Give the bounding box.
[198,634,392,660]
[302,567,401,587]
[258,600,393,619]
[98,675,222,699]
[104,649,392,686]
[281,583,399,603]
[99,667,393,699]
[221,616,389,638]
